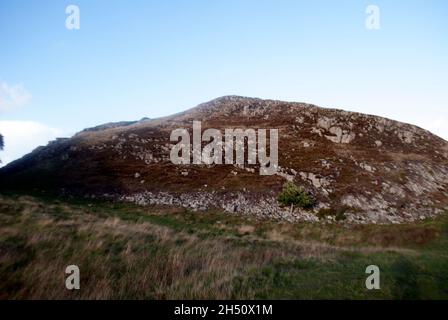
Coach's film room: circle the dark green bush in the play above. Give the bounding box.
[277,182,315,209]
[0,133,3,164]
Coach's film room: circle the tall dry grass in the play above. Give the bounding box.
[2,194,437,299]
[0,195,291,299]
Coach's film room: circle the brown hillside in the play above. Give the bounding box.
[1,96,447,224]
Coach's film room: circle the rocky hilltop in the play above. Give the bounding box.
[1,96,448,224]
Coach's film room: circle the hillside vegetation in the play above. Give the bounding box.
[1,193,447,299]
[1,96,448,225]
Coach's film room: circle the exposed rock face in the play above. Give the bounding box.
[117,191,319,223]
[1,96,447,224]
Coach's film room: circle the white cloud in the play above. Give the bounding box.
[0,81,32,112]
[0,121,66,166]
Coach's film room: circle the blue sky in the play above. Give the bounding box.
[1,0,447,165]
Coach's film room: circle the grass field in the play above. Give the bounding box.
[0,193,447,299]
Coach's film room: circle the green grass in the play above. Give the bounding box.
[0,192,447,299]
[234,252,448,299]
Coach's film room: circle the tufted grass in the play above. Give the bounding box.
[0,193,447,299]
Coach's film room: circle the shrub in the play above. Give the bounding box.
[278,182,315,209]
[0,133,3,163]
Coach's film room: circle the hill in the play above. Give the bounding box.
[1,96,447,224]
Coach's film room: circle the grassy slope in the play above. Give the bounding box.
[0,193,447,299]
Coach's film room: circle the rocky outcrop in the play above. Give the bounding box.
[119,191,320,223]
[1,96,447,225]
